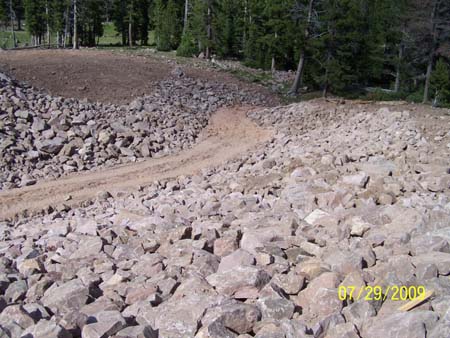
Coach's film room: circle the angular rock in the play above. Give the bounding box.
[362,311,438,338]
[20,320,72,338]
[206,265,271,298]
[41,279,89,314]
[114,325,158,338]
[81,311,126,338]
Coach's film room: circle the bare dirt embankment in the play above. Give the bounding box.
[0,105,272,220]
[0,50,171,104]
[0,49,278,105]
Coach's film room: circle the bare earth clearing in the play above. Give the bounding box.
[0,49,277,105]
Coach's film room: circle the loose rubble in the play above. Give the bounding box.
[0,70,267,190]
[1,73,450,338]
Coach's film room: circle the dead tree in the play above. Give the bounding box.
[9,0,17,48]
[183,0,189,34]
[73,0,78,49]
[205,0,212,59]
[423,0,441,103]
[288,0,315,96]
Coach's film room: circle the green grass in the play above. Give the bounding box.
[0,23,155,49]
[98,22,122,46]
[98,22,155,46]
[229,68,273,84]
[0,30,30,49]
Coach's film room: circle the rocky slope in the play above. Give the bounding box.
[0,97,450,337]
[0,70,268,190]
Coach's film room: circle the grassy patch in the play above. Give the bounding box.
[98,22,122,46]
[229,69,273,84]
[0,30,30,49]
[98,23,156,46]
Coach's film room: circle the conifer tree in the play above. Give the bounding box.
[24,0,46,44]
[431,58,450,106]
[153,0,171,50]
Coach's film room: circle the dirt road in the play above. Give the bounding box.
[0,106,272,220]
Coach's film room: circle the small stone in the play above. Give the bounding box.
[20,175,37,187]
[18,258,44,276]
[350,217,371,237]
[362,311,438,338]
[20,319,72,338]
[256,283,295,320]
[342,172,369,188]
[115,325,158,338]
[97,191,112,201]
[342,301,376,330]
[272,271,305,295]
[81,311,126,338]
[5,280,28,302]
[0,305,35,330]
[41,279,89,314]
[218,250,255,272]
[206,265,271,298]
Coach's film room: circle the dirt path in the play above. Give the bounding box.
[0,106,272,220]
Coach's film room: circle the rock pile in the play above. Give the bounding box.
[0,101,450,338]
[0,71,267,190]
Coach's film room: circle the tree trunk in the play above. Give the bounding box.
[288,0,315,95]
[73,0,78,49]
[63,4,69,48]
[271,32,277,74]
[322,52,331,98]
[243,0,248,50]
[129,12,133,47]
[423,58,433,103]
[9,0,17,48]
[183,0,189,34]
[394,42,403,93]
[290,51,306,95]
[205,1,212,59]
[423,0,440,103]
[46,1,50,47]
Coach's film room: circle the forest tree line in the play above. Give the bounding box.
[1,0,449,105]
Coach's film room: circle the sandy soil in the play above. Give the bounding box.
[0,106,273,220]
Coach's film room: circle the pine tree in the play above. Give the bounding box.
[215,0,244,58]
[153,0,171,50]
[14,0,24,30]
[431,58,450,106]
[177,29,197,56]
[190,0,208,56]
[0,1,7,25]
[24,0,46,44]
[177,0,199,56]
[112,0,149,46]
[166,0,181,49]
[77,0,104,47]
[112,0,127,45]
[49,0,68,45]
[136,0,149,45]
[421,0,450,103]
[244,0,268,68]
